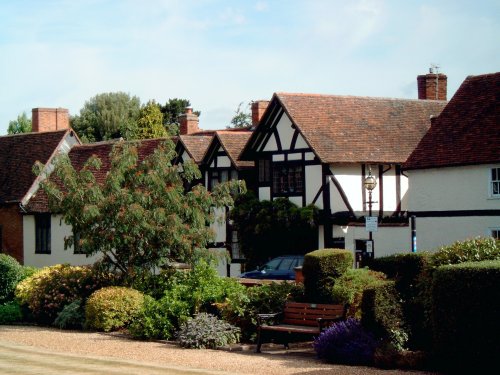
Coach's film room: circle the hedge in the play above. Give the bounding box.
[302,249,353,303]
[431,260,500,372]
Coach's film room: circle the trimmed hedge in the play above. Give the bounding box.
[302,249,353,303]
[85,287,145,332]
[0,254,24,303]
[431,260,500,371]
[368,252,431,349]
[361,281,407,350]
[0,301,23,324]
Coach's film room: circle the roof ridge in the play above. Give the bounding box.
[0,129,69,139]
[276,92,448,103]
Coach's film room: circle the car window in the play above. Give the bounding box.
[279,257,295,270]
[263,258,282,270]
[297,257,304,267]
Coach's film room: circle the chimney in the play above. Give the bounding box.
[251,100,270,127]
[178,107,200,135]
[417,70,447,100]
[32,108,69,132]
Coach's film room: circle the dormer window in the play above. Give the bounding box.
[490,167,500,198]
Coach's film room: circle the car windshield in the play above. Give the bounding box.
[262,258,282,270]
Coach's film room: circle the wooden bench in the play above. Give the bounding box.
[255,301,349,353]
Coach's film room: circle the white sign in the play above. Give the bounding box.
[366,240,373,253]
[365,216,378,232]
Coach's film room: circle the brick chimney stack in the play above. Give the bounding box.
[32,108,70,132]
[417,70,447,100]
[178,107,200,135]
[251,100,270,127]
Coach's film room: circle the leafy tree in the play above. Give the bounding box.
[160,98,200,136]
[7,112,32,134]
[71,92,141,143]
[135,100,166,140]
[230,192,319,268]
[35,139,245,283]
[228,102,251,128]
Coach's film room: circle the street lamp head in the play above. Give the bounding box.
[364,170,377,191]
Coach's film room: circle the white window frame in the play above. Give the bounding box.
[490,167,500,198]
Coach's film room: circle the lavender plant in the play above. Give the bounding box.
[314,318,378,365]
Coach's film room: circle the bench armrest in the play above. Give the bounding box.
[256,312,283,327]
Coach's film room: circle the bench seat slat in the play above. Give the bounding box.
[260,324,319,334]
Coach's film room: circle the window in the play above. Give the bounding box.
[209,169,238,190]
[491,229,500,240]
[272,164,303,195]
[35,214,51,254]
[73,231,85,254]
[490,167,500,197]
[258,159,271,183]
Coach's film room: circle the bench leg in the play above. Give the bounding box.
[256,329,263,353]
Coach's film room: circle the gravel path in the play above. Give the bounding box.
[0,326,437,375]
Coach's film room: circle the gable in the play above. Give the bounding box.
[0,129,78,205]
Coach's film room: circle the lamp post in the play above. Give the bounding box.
[364,167,377,260]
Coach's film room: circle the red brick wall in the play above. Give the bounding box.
[0,204,24,263]
[179,108,200,135]
[417,74,447,101]
[32,108,69,132]
[251,101,270,127]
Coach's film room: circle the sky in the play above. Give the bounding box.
[0,0,498,135]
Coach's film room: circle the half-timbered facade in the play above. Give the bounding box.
[201,129,254,275]
[241,92,447,259]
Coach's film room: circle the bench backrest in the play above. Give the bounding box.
[282,302,347,327]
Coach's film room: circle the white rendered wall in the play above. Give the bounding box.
[331,224,411,258]
[408,165,500,251]
[259,187,271,201]
[23,215,100,268]
[408,165,500,211]
[305,165,323,208]
[411,216,500,252]
[210,207,227,243]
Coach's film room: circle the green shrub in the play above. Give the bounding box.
[361,281,408,351]
[162,260,247,315]
[416,237,500,350]
[128,295,178,340]
[368,252,431,349]
[0,254,24,303]
[302,249,353,303]
[15,264,114,324]
[430,237,500,267]
[85,286,145,332]
[331,268,386,318]
[218,281,304,342]
[54,300,85,329]
[431,260,500,372]
[0,300,23,324]
[177,313,240,349]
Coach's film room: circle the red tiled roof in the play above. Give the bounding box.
[0,130,72,204]
[405,73,500,170]
[214,131,254,169]
[276,93,447,164]
[178,135,212,164]
[26,138,172,212]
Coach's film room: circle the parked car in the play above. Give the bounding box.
[239,255,304,280]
